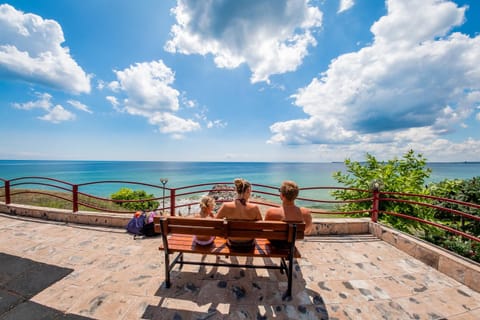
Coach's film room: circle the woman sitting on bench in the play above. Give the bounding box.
[215,178,262,251]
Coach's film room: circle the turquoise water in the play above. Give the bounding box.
[0,160,479,201]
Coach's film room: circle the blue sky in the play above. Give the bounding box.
[0,0,479,162]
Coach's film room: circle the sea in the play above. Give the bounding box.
[1,160,479,210]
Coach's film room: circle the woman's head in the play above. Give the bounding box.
[234,178,251,195]
[280,180,299,201]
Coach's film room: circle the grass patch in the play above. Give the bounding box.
[0,188,126,212]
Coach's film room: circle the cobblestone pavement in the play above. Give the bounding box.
[0,214,479,320]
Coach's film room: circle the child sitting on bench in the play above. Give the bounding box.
[193,196,216,246]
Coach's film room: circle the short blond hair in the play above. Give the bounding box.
[199,195,215,210]
[280,180,299,201]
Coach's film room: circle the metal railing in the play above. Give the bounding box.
[0,176,478,245]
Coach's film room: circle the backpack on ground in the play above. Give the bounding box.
[126,211,146,237]
[141,211,160,237]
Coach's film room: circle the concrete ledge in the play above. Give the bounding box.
[310,217,370,235]
[370,222,480,293]
[0,202,130,228]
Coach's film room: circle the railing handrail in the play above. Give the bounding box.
[8,176,75,186]
[1,176,478,247]
[382,191,480,210]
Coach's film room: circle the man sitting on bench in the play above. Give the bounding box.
[215,178,262,251]
[265,180,313,247]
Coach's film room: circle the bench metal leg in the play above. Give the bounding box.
[179,252,184,270]
[165,252,185,288]
[280,258,287,274]
[284,254,294,299]
[164,251,171,288]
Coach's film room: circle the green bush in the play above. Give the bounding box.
[427,177,480,236]
[331,150,435,233]
[441,237,480,263]
[110,188,159,211]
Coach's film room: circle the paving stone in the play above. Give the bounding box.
[1,214,480,320]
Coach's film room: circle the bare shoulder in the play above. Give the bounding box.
[216,202,234,218]
[222,201,236,208]
[265,207,283,221]
[247,203,262,220]
[300,207,311,214]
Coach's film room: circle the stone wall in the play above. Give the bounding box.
[0,202,130,228]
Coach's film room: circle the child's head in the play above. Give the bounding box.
[199,195,215,212]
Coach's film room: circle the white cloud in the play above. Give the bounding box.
[207,119,227,129]
[338,0,355,13]
[0,4,91,94]
[165,0,322,83]
[13,92,52,111]
[107,60,201,136]
[67,100,92,114]
[38,105,75,123]
[12,91,76,123]
[106,95,119,108]
[269,0,480,158]
[149,112,200,137]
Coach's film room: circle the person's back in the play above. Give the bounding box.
[216,200,261,220]
[265,181,312,246]
[215,178,262,250]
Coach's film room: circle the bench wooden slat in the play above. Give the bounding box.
[159,234,301,258]
[154,216,305,241]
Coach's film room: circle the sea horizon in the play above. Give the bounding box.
[1,159,479,211]
[1,159,479,188]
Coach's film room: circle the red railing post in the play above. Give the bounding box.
[372,188,379,222]
[5,180,10,204]
[72,184,78,213]
[170,188,176,216]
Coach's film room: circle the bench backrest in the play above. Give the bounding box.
[153,216,305,242]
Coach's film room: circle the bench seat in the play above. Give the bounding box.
[154,216,305,299]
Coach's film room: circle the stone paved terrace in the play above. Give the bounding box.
[1,214,480,320]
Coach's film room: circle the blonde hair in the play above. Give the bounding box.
[280,180,299,201]
[234,178,251,195]
[199,196,215,210]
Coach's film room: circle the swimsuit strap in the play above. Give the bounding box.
[236,198,247,206]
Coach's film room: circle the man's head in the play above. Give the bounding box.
[280,180,299,201]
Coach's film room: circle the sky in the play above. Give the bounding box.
[0,0,479,162]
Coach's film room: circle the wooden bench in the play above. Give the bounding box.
[153,216,305,299]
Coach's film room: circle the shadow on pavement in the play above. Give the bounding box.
[144,257,329,319]
[0,253,92,320]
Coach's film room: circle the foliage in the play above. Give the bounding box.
[427,176,480,236]
[332,150,435,232]
[110,188,159,211]
[442,237,480,263]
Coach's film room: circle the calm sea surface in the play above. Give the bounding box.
[0,160,479,201]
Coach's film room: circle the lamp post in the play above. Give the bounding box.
[160,178,168,215]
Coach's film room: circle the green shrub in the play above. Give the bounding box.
[442,237,480,263]
[110,188,159,211]
[331,150,436,233]
[428,177,480,236]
